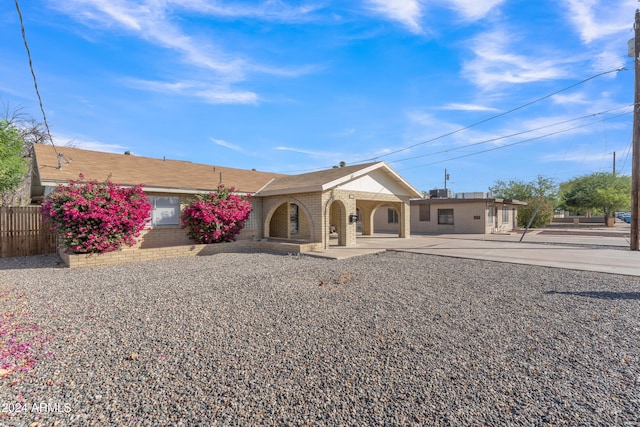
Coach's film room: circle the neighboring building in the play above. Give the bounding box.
[409,195,526,234]
[31,145,422,251]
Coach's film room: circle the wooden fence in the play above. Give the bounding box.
[0,206,57,258]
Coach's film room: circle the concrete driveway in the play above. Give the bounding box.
[309,225,640,277]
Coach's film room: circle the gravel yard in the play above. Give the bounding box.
[0,251,639,426]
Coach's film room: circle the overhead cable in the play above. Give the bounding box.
[388,104,634,164]
[360,67,627,162]
[398,110,632,171]
[14,0,58,156]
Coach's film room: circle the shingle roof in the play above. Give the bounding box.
[33,144,283,193]
[32,145,422,198]
[257,162,381,194]
[257,161,423,198]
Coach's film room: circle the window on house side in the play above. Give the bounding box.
[502,207,509,224]
[387,208,398,224]
[488,206,494,225]
[149,196,180,226]
[437,208,454,225]
[244,201,257,230]
[419,204,430,222]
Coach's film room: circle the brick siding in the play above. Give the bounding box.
[59,240,323,268]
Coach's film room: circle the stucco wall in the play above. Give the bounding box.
[372,204,400,233]
[411,202,486,234]
[410,201,518,234]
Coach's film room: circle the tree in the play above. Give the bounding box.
[560,173,631,225]
[1,102,52,206]
[0,120,29,195]
[489,175,557,228]
[489,175,557,201]
[517,197,555,228]
[332,161,346,169]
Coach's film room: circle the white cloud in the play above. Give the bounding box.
[210,138,244,153]
[53,133,127,153]
[591,47,627,73]
[195,89,259,105]
[462,29,570,90]
[364,0,424,33]
[564,0,636,44]
[275,146,327,156]
[363,0,503,33]
[442,0,504,21]
[407,111,440,127]
[168,0,324,22]
[46,0,320,86]
[551,92,591,105]
[123,78,259,105]
[439,103,499,112]
[274,146,358,164]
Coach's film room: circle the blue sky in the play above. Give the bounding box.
[0,0,636,194]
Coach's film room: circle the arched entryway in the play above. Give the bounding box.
[371,203,400,235]
[265,201,313,240]
[328,199,347,246]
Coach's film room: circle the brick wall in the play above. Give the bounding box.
[269,203,289,238]
[59,240,323,268]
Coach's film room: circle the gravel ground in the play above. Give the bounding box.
[0,251,639,426]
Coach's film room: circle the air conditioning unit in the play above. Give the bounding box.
[429,189,452,199]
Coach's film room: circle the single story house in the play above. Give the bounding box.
[31,144,422,251]
[408,196,526,234]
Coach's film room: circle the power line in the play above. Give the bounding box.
[14,0,58,157]
[359,67,627,162]
[279,67,629,175]
[398,110,633,171]
[387,104,634,164]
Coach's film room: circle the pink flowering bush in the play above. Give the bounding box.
[181,185,252,244]
[41,175,152,254]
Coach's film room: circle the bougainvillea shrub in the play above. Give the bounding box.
[181,186,252,244]
[40,175,151,254]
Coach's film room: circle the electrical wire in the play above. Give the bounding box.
[359,67,626,162]
[279,67,629,174]
[398,110,633,171]
[14,0,58,156]
[386,104,633,164]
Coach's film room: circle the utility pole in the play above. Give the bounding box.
[444,169,450,192]
[632,9,640,250]
[613,151,616,177]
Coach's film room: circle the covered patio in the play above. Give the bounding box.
[255,162,422,249]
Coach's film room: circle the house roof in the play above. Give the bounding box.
[257,162,423,198]
[32,144,283,194]
[32,145,422,199]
